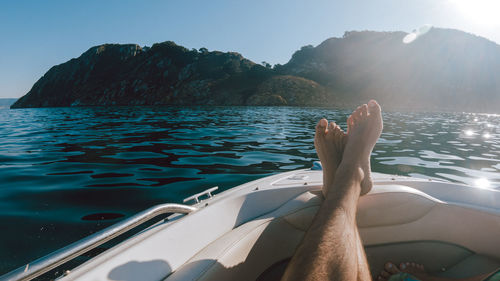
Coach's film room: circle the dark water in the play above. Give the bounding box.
[0,106,499,274]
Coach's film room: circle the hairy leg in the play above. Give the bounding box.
[281,166,365,281]
[282,100,382,281]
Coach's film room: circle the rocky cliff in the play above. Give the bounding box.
[11,28,500,112]
[278,28,500,112]
[11,42,325,108]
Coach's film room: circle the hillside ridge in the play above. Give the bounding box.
[11,27,500,112]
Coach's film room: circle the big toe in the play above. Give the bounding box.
[368,100,381,115]
[315,118,328,136]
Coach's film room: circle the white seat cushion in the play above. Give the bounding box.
[166,187,500,281]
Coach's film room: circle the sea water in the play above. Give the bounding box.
[0,106,499,274]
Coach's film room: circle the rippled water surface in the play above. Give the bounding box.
[0,106,499,274]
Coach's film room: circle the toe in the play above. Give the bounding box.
[361,104,368,117]
[335,124,345,135]
[353,106,363,119]
[352,113,359,122]
[384,262,400,274]
[316,119,328,135]
[326,122,336,139]
[329,121,336,131]
[368,99,381,114]
[355,106,362,116]
[347,116,354,132]
[379,270,391,278]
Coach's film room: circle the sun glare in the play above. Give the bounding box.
[474,178,491,189]
[403,24,432,44]
[450,0,500,26]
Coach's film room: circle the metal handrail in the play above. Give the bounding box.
[0,203,197,281]
[183,186,218,204]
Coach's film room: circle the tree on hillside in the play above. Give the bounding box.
[261,61,272,69]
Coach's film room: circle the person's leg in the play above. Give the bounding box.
[282,100,382,281]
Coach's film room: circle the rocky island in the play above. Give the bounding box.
[11,28,500,112]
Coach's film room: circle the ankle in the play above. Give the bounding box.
[335,162,364,183]
[321,165,364,202]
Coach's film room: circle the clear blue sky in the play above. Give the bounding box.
[1,0,499,98]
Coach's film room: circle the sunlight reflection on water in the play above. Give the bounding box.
[0,106,499,273]
[475,177,491,189]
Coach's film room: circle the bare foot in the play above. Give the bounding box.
[377,262,404,281]
[378,262,450,281]
[314,118,346,197]
[342,100,383,195]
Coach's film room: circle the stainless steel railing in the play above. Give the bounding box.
[0,203,197,281]
[183,186,218,204]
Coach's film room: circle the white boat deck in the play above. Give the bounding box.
[2,169,499,281]
[56,169,500,281]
